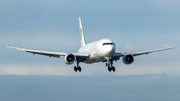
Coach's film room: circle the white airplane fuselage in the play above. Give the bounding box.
[78,39,115,63]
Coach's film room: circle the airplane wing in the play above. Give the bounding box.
[5,46,90,58]
[113,46,175,57]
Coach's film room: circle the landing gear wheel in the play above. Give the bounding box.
[74,66,77,72]
[78,66,81,72]
[112,66,116,72]
[108,67,111,72]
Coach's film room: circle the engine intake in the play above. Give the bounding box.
[123,54,134,65]
[64,54,76,65]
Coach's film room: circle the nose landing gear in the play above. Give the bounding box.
[106,60,116,72]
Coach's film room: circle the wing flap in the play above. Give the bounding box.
[26,51,60,58]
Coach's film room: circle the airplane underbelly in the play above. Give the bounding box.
[84,58,104,64]
[84,51,104,64]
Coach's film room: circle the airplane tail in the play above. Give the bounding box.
[79,17,86,47]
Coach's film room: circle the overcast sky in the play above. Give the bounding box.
[0,0,180,101]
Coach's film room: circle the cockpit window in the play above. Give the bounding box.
[102,43,114,46]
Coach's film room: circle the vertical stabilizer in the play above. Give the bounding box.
[79,17,86,46]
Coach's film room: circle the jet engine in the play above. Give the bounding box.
[64,54,76,65]
[122,54,134,65]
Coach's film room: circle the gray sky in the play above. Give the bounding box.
[0,0,180,100]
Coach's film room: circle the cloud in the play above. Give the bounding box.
[1,60,179,76]
[115,65,164,76]
[0,64,77,76]
[0,64,109,76]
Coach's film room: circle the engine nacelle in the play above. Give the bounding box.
[122,54,134,65]
[64,54,76,65]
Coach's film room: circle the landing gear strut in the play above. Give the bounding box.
[106,60,116,72]
[74,61,81,72]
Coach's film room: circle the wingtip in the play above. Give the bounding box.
[171,46,175,48]
[4,46,15,49]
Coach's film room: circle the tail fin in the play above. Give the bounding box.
[79,17,86,46]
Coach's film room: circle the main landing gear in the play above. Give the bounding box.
[106,60,116,72]
[74,61,81,72]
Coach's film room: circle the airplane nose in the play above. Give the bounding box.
[106,46,113,52]
[104,46,115,56]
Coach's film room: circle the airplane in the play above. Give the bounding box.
[5,17,175,72]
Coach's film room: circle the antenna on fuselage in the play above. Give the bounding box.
[79,17,86,47]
